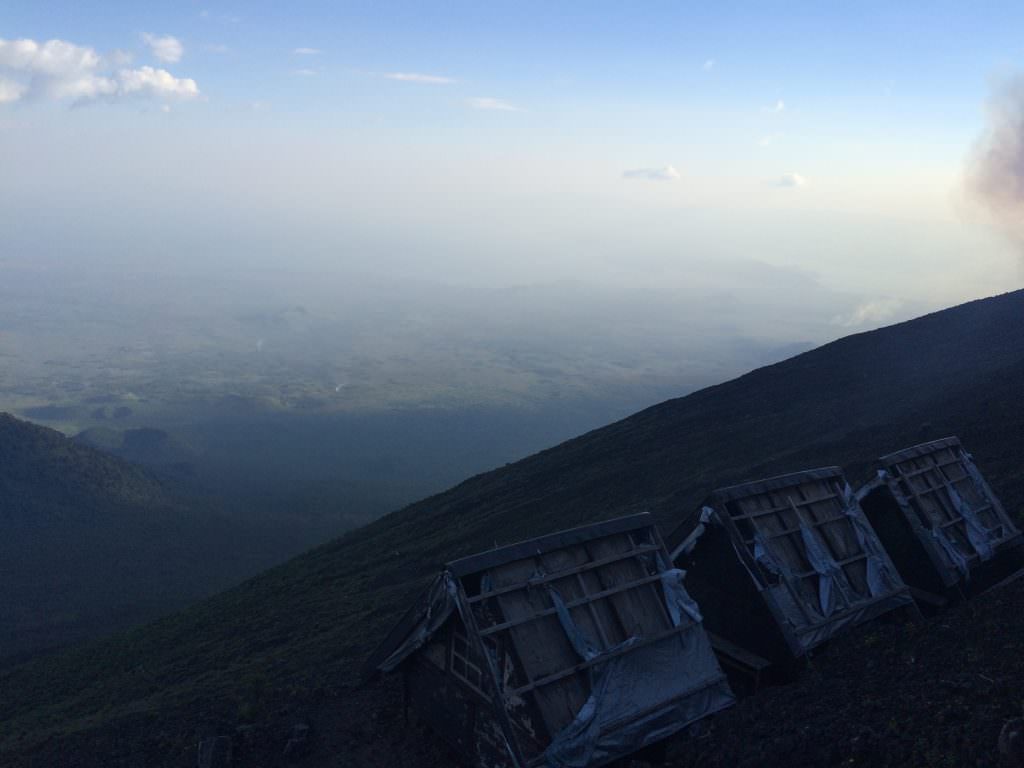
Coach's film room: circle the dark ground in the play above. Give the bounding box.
[666,573,1024,768]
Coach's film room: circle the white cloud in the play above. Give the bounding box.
[623,166,681,181]
[468,96,520,112]
[765,99,785,113]
[142,33,183,64]
[833,298,903,327]
[758,134,781,147]
[771,172,807,188]
[702,59,715,71]
[205,43,229,54]
[292,68,317,77]
[118,66,199,97]
[0,77,25,103]
[0,37,199,105]
[293,47,321,55]
[384,72,455,84]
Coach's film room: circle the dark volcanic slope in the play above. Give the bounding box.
[666,574,1024,768]
[0,414,276,666]
[3,290,1024,767]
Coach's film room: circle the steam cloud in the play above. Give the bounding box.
[970,76,1024,254]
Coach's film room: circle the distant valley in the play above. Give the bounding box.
[0,262,830,546]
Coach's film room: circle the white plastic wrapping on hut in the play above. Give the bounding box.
[542,566,733,768]
[842,482,902,598]
[376,572,458,673]
[716,481,913,654]
[948,481,995,561]
[878,465,1004,578]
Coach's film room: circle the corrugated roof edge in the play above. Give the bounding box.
[878,436,961,466]
[445,512,654,578]
[709,466,844,504]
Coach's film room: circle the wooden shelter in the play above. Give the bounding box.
[364,513,734,768]
[668,468,915,668]
[857,437,1023,601]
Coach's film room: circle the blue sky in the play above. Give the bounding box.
[2,1,1022,334]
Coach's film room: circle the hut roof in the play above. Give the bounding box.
[686,467,914,656]
[861,436,1022,587]
[365,513,734,767]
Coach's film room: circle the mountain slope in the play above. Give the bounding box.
[0,414,280,667]
[2,289,1024,767]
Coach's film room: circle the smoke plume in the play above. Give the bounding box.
[970,77,1024,253]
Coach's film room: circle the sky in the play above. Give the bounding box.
[2,1,1023,338]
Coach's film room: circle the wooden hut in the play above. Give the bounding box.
[857,437,1023,602]
[363,513,734,768]
[668,468,915,669]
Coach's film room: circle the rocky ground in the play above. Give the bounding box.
[664,574,1024,768]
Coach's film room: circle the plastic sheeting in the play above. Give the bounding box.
[377,573,458,673]
[671,507,715,561]
[799,523,849,617]
[543,634,733,768]
[543,571,732,768]
[548,587,601,661]
[931,527,971,576]
[948,483,995,561]
[660,569,704,625]
[753,531,784,578]
[843,483,901,598]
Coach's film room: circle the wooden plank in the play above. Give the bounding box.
[587,533,668,640]
[488,557,588,734]
[578,563,629,646]
[896,456,963,481]
[741,513,850,544]
[908,586,948,608]
[740,492,820,623]
[801,480,871,597]
[479,573,666,638]
[791,552,867,580]
[707,631,771,672]
[900,470,958,527]
[537,547,608,653]
[628,530,677,632]
[466,544,661,604]
[729,489,841,521]
[576,572,612,649]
